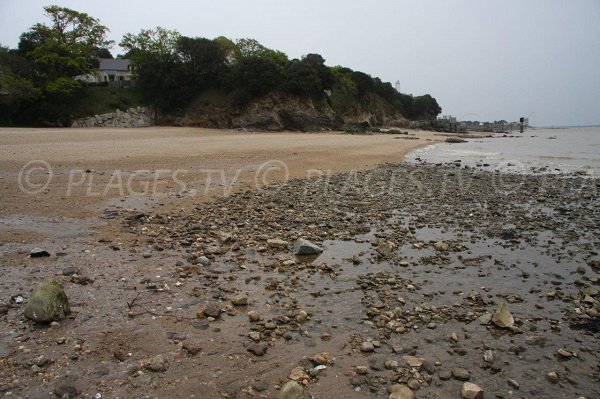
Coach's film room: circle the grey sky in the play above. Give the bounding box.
[1,0,599,126]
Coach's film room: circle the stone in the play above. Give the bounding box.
[182,339,202,355]
[439,370,452,381]
[267,238,289,248]
[142,354,168,372]
[452,367,471,381]
[248,331,261,341]
[461,382,484,399]
[62,266,78,276]
[478,313,492,325]
[296,310,308,322]
[247,342,268,356]
[546,371,559,383]
[483,350,494,363]
[278,380,310,399]
[203,302,221,318]
[198,256,211,266]
[389,384,414,399]
[556,348,573,358]
[434,241,449,251]
[491,303,514,328]
[355,365,369,374]
[385,360,399,369]
[248,311,261,322]
[289,366,309,381]
[313,352,333,365]
[507,378,519,389]
[404,355,424,368]
[293,238,323,256]
[24,279,70,322]
[30,248,50,257]
[360,341,375,353]
[232,294,248,306]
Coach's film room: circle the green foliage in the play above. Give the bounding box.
[228,56,285,105]
[3,5,442,126]
[120,27,180,59]
[234,38,288,65]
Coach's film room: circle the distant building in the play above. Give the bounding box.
[75,58,134,85]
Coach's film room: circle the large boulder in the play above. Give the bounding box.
[24,279,70,322]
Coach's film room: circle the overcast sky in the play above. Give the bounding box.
[1,0,599,126]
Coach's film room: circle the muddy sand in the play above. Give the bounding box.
[0,127,598,399]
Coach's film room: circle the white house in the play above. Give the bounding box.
[75,58,134,84]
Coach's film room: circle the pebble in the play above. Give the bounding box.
[452,367,471,381]
[30,248,51,257]
[461,382,484,399]
[360,342,375,353]
[232,294,248,306]
[389,384,414,399]
[248,311,261,322]
[247,342,268,356]
[142,355,168,372]
[546,371,559,383]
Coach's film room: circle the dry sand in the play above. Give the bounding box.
[0,127,438,239]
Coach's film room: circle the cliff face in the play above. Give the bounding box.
[175,91,408,131]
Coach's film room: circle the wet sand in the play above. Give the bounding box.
[0,128,598,399]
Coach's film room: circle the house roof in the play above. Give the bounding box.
[99,58,130,71]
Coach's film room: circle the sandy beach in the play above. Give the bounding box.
[0,128,598,399]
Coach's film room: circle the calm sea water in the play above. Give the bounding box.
[407,127,600,175]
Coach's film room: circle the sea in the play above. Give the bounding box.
[407,126,600,176]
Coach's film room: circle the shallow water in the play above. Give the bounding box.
[408,127,600,175]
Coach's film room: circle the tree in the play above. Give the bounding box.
[228,56,285,105]
[234,38,288,65]
[283,53,332,98]
[20,5,113,78]
[120,27,180,59]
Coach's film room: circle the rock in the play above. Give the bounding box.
[360,341,375,353]
[289,366,309,381]
[546,371,559,383]
[385,360,399,369]
[267,238,289,248]
[278,380,311,399]
[389,384,414,399]
[461,382,484,399]
[446,137,468,143]
[293,238,323,256]
[422,359,436,374]
[452,367,471,381]
[24,279,70,322]
[248,311,261,322]
[439,370,452,380]
[355,365,369,374]
[232,294,248,306]
[491,303,514,328]
[142,354,168,372]
[61,266,78,276]
[30,248,50,257]
[182,339,203,355]
[247,342,268,356]
[479,313,492,325]
[507,378,519,389]
[198,256,211,266]
[556,348,573,358]
[434,241,449,251]
[483,350,494,363]
[203,302,221,318]
[296,310,308,323]
[404,355,424,368]
[248,331,261,342]
[313,352,333,365]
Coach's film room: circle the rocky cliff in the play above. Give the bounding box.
[174,91,408,131]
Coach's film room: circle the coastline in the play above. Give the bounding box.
[0,129,598,398]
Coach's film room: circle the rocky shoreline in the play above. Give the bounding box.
[1,162,598,398]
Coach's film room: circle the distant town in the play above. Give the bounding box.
[415,115,530,133]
